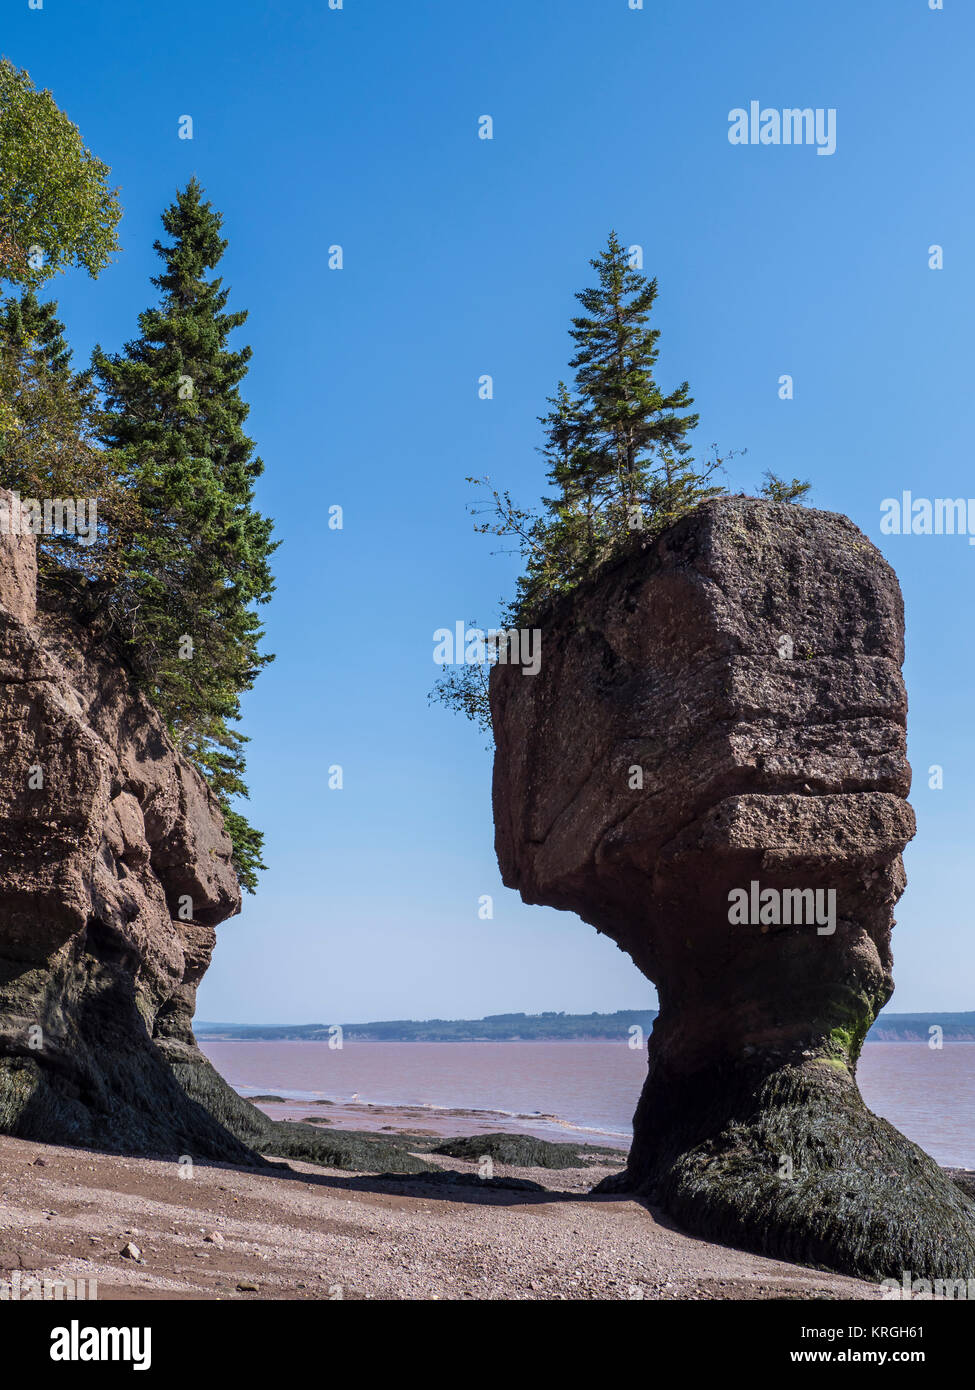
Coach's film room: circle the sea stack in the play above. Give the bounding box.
[0,489,257,1160]
[491,495,975,1281]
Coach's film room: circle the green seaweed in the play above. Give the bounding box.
[432,1132,617,1169]
[602,1057,975,1283]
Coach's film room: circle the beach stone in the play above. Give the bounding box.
[491,495,975,1282]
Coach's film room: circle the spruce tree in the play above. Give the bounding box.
[0,290,73,375]
[512,233,721,616]
[538,382,603,560]
[568,230,699,504]
[435,233,808,733]
[0,289,134,586]
[92,179,275,893]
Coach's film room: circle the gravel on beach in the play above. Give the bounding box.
[0,1132,884,1301]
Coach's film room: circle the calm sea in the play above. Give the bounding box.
[199,1038,975,1169]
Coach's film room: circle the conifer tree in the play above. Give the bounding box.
[568,230,699,497]
[435,233,809,733]
[509,233,724,615]
[0,289,134,585]
[538,382,604,564]
[92,180,275,892]
[760,470,812,504]
[0,290,73,375]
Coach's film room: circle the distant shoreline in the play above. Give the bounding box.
[199,1035,975,1045]
[195,1010,975,1044]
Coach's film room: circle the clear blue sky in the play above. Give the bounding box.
[8,0,972,1021]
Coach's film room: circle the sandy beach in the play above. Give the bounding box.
[0,1131,886,1301]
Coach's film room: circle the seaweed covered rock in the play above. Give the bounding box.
[491,496,975,1282]
[433,1132,595,1169]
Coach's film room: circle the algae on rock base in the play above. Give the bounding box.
[605,1056,975,1283]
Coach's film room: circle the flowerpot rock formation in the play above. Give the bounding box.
[491,496,975,1281]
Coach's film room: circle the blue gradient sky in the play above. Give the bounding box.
[6,0,972,1020]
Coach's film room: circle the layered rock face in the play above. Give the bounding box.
[492,497,975,1280]
[0,492,257,1161]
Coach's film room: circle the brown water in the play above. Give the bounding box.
[199,1039,975,1168]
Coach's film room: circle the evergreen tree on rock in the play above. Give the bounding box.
[568,229,699,495]
[93,178,276,892]
[0,290,73,375]
[512,232,723,617]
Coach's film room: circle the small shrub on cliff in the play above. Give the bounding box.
[759,470,811,504]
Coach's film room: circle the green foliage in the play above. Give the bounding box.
[220,807,268,892]
[434,234,814,738]
[428,634,493,738]
[0,58,121,288]
[0,289,72,374]
[0,290,135,583]
[568,231,698,480]
[760,470,811,504]
[92,180,276,892]
[0,67,271,898]
[472,233,732,625]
